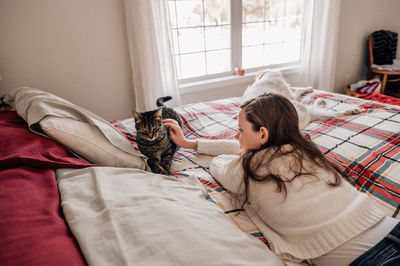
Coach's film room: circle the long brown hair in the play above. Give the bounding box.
[239,93,343,206]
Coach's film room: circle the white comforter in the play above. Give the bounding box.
[56,166,284,266]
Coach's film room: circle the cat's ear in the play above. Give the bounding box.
[154,107,163,120]
[132,110,142,124]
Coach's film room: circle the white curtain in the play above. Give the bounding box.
[124,0,181,112]
[302,0,342,91]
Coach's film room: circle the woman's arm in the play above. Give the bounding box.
[164,118,244,193]
[163,119,240,155]
[197,139,240,156]
[210,155,244,194]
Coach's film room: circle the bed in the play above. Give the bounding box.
[1,86,400,265]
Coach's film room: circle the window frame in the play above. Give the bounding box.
[173,0,306,90]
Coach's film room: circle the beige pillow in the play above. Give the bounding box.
[40,116,147,170]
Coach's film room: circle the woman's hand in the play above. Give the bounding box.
[163,119,197,150]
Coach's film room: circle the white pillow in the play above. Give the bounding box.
[40,116,147,170]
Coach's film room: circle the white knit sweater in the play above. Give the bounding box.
[197,139,385,262]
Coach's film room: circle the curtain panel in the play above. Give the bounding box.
[124,0,181,112]
[302,0,342,91]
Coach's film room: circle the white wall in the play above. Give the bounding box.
[383,0,400,55]
[334,0,400,93]
[0,0,134,120]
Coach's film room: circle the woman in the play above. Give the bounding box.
[163,93,399,266]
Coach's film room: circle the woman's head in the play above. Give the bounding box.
[237,93,342,206]
[237,93,300,150]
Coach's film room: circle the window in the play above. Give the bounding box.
[168,0,304,83]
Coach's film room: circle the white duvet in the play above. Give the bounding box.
[56,166,283,266]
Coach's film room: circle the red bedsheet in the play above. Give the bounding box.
[0,111,93,266]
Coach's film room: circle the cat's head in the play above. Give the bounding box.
[132,107,165,141]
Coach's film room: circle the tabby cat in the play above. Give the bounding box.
[132,107,182,175]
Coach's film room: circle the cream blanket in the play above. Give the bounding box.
[56,166,283,266]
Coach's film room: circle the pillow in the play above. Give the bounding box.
[39,116,147,169]
[350,78,381,94]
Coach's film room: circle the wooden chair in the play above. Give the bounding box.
[368,33,400,94]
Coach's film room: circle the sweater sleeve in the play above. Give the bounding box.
[209,154,244,194]
[196,139,240,156]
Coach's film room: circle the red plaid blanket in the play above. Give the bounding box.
[357,92,400,106]
[111,90,400,244]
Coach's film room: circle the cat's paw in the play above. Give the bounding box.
[148,161,170,175]
[153,166,169,175]
[295,87,313,100]
[314,98,327,107]
[159,169,170,175]
[344,107,362,116]
[301,87,313,96]
[305,87,313,93]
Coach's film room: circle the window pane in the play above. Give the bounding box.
[280,41,301,62]
[267,0,285,21]
[243,0,303,70]
[242,22,264,46]
[243,46,264,69]
[180,53,206,79]
[205,25,230,50]
[204,0,230,26]
[178,28,205,54]
[175,0,203,28]
[206,49,231,74]
[264,19,301,44]
[264,41,300,65]
[264,43,284,65]
[263,23,282,44]
[284,0,303,18]
[242,0,265,23]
